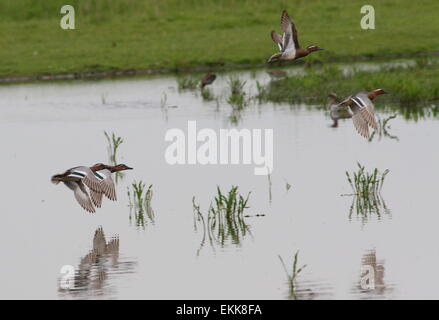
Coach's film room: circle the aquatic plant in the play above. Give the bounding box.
[200,87,215,101]
[104,131,123,165]
[257,59,439,121]
[104,131,124,183]
[177,76,198,91]
[127,181,155,228]
[193,186,251,252]
[227,77,247,110]
[345,163,390,220]
[368,114,399,142]
[279,251,307,300]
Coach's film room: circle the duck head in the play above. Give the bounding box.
[306,45,324,53]
[368,88,388,100]
[109,163,133,172]
[328,92,338,101]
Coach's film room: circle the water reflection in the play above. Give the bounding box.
[279,251,310,300]
[58,227,137,298]
[348,193,391,224]
[351,249,394,299]
[128,181,155,229]
[368,114,399,142]
[193,186,252,254]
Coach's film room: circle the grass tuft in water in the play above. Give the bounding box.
[345,163,390,219]
[193,186,251,252]
[279,251,307,300]
[177,76,198,91]
[200,87,215,101]
[127,181,155,228]
[104,131,124,183]
[227,77,247,110]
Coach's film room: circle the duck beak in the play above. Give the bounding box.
[317,48,324,51]
[126,166,133,170]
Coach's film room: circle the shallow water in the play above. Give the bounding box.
[1,66,439,299]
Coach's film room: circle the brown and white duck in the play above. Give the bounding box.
[268,10,323,63]
[332,89,388,138]
[51,163,132,213]
[200,73,217,89]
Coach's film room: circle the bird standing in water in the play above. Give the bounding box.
[268,10,323,63]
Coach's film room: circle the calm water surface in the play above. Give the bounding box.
[1,65,439,299]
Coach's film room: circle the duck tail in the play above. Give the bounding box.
[267,53,282,63]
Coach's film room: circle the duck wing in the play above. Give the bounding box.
[280,10,299,54]
[67,166,103,193]
[350,107,370,138]
[352,92,378,130]
[64,181,96,213]
[271,31,283,51]
[94,169,117,201]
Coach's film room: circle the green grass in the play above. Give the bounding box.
[279,251,307,300]
[192,186,251,249]
[127,181,155,228]
[1,0,439,78]
[257,59,439,120]
[345,163,390,220]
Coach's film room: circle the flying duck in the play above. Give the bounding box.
[200,73,217,89]
[51,163,132,213]
[332,89,388,138]
[268,10,323,63]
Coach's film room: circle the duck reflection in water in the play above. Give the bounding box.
[58,227,136,297]
[354,249,393,298]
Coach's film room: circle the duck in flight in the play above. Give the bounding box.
[268,10,323,63]
[330,89,388,138]
[51,163,133,213]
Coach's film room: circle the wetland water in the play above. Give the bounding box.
[1,65,439,299]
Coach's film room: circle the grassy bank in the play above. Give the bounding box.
[1,0,439,79]
[256,59,439,120]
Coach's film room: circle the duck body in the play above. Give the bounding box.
[200,73,217,89]
[51,163,132,213]
[332,89,387,138]
[268,10,323,63]
[327,93,352,127]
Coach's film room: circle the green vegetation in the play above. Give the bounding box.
[200,87,215,101]
[104,131,124,183]
[193,186,251,251]
[279,251,307,300]
[177,76,198,91]
[128,181,155,228]
[345,163,390,220]
[257,59,439,120]
[227,77,247,110]
[2,0,439,79]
